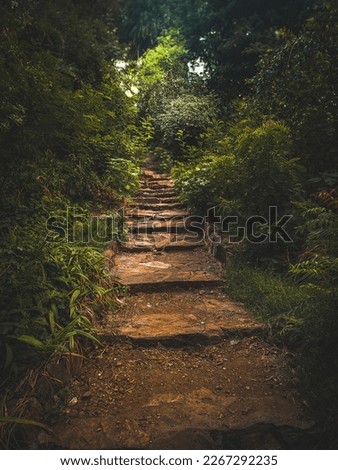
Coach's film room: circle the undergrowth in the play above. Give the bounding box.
[0,0,146,446]
[224,255,338,431]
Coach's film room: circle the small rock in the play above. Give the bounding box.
[216,385,223,391]
[82,391,92,400]
[245,386,251,390]
[68,397,78,406]
[230,340,240,346]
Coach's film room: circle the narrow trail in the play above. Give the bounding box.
[50,160,312,449]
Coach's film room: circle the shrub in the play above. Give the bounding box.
[173,120,302,218]
[157,93,218,157]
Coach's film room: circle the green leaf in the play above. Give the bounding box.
[70,289,81,317]
[13,335,44,349]
[65,330,100,344]
[49,304,57,334]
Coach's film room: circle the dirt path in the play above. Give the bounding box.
[49,162,313,449]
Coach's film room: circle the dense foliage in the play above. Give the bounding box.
[132,31,218,157]
[0,0,143,393]
[120,0,317,100]
[173,120,302,218]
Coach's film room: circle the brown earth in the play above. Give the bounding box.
[45,160,314,450]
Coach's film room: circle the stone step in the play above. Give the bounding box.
[143,170,171,180]
[117,278,223,294]
[111,249,222,291]
[125,209,190,220]
[129,202,185,211]
[154,234,205,251]
[122,233,205,252]
[141,189,177,198]
[133,196,178,204]
[113,312,263,345]
[109,289,264,346]
[141,165,158,172]
[141,180,175,189]
[127,219,203,234]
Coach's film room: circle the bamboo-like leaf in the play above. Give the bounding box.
[0,416,50,431]
[49,304,57,334]
[101,287,117,295]
[13,335,44,349]
[70,289,81,306]
[65,330,100,344]
[69,335,75,350]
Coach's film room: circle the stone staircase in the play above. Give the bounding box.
[50,162,313,450]
[112,165,262,339]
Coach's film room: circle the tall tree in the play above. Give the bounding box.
[179,0,317,100]
[119,0,182,57]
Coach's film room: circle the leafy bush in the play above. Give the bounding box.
[173,120,302,218]
[134,31,189,118]
[173,154,238,214]
[0,196,123,378]
[133,30,217,159]
[233,120,303,218]
[290,186,338,300]
[0,0,140,391]
[157,93,218,156]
